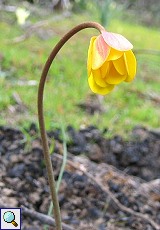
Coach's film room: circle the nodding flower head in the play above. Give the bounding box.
[87,31,136,95]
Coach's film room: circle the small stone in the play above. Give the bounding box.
[8,163,25,178]
[1,197,18,207]
[29,192,40,204]
[2,188,14,196]
[87,144,103,162]
[88,207,102,219]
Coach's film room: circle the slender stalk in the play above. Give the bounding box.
[46,124,68,230]
[37,21,105,230]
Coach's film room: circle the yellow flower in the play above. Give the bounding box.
[87,31,136,95]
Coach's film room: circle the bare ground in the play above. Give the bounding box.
[0,124,160,229]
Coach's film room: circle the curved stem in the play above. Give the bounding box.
[37,21,105,230]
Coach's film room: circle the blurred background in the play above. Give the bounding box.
[0,0,160,136]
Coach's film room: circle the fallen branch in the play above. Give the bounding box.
[11,11,71,43]
[130,89,160,105]
[22,206,73,230]
[55,154,160,230]
[0,203,73,230]
[94,175,160,230]
[0,5,17,12]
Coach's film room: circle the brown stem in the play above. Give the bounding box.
[37,21,105,230]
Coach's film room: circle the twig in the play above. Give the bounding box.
[0,5,17,12]
[11,12,71,43]
[54,154,160,230]
[94,177,160,230]
[0,203,73,230]
[22,206,73,230]
[130,89,160,105]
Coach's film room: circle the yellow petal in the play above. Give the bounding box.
[124,50,136,82]
[107,48,123,61]
[92,69,108,87]
[100,61,110,78]
[87,36,97,77]
[112,55,126,75]
[88,73,115,95]
[105,62,126,84]
[92,35,110,70]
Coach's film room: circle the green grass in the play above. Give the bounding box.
[0,8,160,136]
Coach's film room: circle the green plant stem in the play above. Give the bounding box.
[48,125,67,213]
[44,124,68,230]
[37,21,105,230]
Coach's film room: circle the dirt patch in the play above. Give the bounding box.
[0,124,160,229]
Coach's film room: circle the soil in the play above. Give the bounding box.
[0,124,160,230]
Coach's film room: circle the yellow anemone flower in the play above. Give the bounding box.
[87,31,136,95]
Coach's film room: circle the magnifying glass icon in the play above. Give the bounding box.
[3,211,18,227]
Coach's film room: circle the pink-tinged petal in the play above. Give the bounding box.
[107,48,123,61]
[124,50,137,82]
[105,62,126,84]
[88,73,115,95]
[87,36,97,76]
[112,55,126,75]
[102,31,133,51]
[92,69,108,87]
[92,34,110,70]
